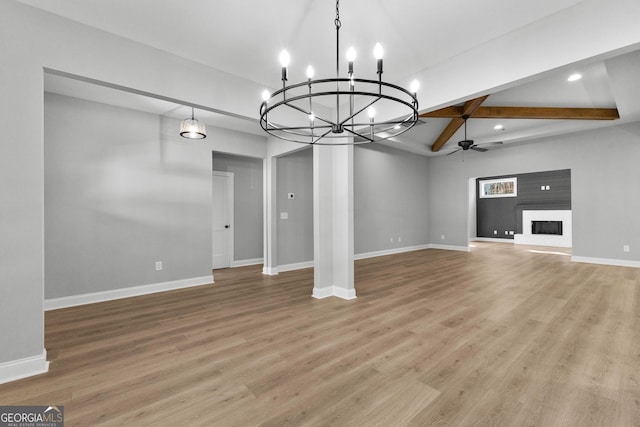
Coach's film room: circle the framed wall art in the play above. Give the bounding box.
[479,177,517,198]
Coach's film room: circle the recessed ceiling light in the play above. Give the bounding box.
[494,124,505,131]
[568,73,582,82]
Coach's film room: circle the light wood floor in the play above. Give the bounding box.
[1,243,639,426]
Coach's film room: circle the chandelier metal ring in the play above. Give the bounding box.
[258,0,420,145]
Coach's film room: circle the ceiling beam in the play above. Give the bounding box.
[430,95,489,152]
[470,106,620,120]
[421,105,619,120]
[420,106,464,118]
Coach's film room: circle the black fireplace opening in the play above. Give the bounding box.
[532,220,563,235]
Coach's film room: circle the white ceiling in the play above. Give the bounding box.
[22,0,640,155]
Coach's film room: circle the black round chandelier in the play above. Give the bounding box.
[259,0,420,145]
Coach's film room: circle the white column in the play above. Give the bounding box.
[262,156,278,275]
[312,143,355,300]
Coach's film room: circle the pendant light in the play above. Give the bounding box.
[180,107,207,139]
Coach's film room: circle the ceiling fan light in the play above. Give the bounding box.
[567,73,582,82]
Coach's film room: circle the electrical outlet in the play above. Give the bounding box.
[623,245,630,253]
[280,212,288,220]
[509,231,514,235]
[493,230,498,235]
[155,261,163,271]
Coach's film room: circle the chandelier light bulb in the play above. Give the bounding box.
[279,49,290,67]
[308,113,315,122]
[367,106,376,119]
[346,47,357,62]
[410,80,420,94]
[261,90,270,101]
[306,65,315,79]
[373,43,384,60]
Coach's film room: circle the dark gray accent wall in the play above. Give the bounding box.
[476,169,571,239]
[212,153,263,261]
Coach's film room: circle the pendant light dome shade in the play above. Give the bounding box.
[180,107,207,139]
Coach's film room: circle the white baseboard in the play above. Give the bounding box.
[312,286,357,300]
[231,258,264,268]
[44,275,213,311]
[278,261,314,273]
[354,244,430,261]
[572,256,640,269]
[262,266,279,276]
[429,244,470,252]
[0,349,49,385]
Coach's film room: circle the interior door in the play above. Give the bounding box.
[212,172,233,269]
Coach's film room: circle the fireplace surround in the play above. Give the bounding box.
[515,210,572,247]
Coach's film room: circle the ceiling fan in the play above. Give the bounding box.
[421,95,620,153]
[446,115,502,155]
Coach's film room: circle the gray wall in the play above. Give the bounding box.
[276,148,314,265]
[428,122,640,261]
[354,144,430,254]
[44,93,250,299]
[212,153,263,262]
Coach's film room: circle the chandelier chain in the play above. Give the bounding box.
[335,0,341,29]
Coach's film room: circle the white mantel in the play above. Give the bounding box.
[514,210,572,248]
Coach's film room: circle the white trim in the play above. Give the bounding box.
[333,287,357,300]
[0,349,49,385]
[312,287,333,299]
[354,244,430,260]
[278,261,314,273]
[44,276,213,311]
[262,266,279,276]
[231,258,264,268]
[429,244,471,252]
[312,286,356,300]
[572,256,640,269]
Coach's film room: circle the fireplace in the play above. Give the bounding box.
[532,220,563,235]
[514,210,572,248]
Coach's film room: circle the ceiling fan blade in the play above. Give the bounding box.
[446,148,462,156]
[471,146,488,152]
